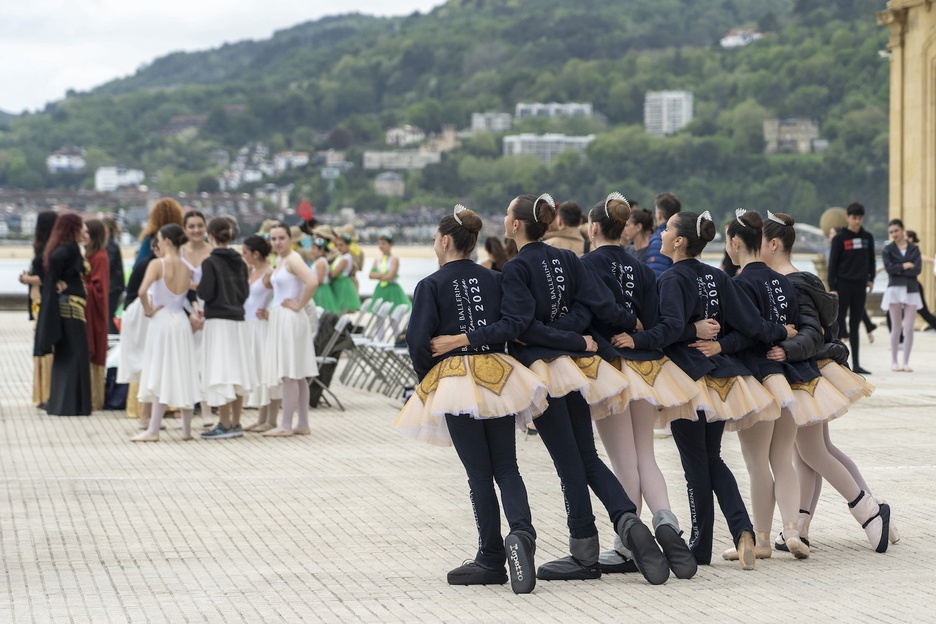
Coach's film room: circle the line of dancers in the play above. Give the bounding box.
[396,194,896,595]
[116,202,319,441]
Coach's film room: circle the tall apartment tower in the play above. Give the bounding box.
[644,91,694,137]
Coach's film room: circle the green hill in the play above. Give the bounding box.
[0,0,890,228]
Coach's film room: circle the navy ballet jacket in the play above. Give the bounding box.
[630,258,788,381]
[466,242,638,367]
[406,259,510,382]
[719,262,820,384]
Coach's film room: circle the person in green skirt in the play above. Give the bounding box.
[368,233,411,312]
[330,233,362,313]
[310,238,340,314]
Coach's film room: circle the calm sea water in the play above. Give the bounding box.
[0,255,885,297]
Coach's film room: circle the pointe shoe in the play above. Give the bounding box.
[736,531,756,570]
[782,523,810,559]
[292,427,311,435]
[723,531,771,560]
[849,491,890,553]
[876,498,900,544]
[261,427,294,437]
[131,433,159,442]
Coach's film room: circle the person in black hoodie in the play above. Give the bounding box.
[198,216,256,439]
[761,213,895,554]
[431,194,671,586]
[828,202,875,374]
[614,211,794,570]
[396,206,545,594]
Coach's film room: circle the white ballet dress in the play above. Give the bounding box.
[244,271,282,407]
[262,264,318,386]
[200,300,259,408]
[116,293,150,384]
[137,260,200,408]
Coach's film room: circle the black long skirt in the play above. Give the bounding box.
[46,316,92,416]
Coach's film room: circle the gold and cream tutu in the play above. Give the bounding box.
[691,374,779,431]
[394,353,549,447]
[788,374,851,426]
[528,355,628,420]
[596,357,701,428]
[817,359,874,404]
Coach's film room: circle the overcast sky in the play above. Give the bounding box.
[0,0,446,114]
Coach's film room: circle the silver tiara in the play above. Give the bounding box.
[605,192,630,219]
[735,208,747,226]
[767,210,788,226]
[533,193,555,223]
[696,211,712,237]
[453,204,468,225]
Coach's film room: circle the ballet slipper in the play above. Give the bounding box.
[243,421,264,432]
[292,427,311,435]
[180,433,194,441]
[723,532,771,560]
[736,531,756,570]
[849,491,890,553]
[782,522,810,559]
[253,423,274,433]
[261,428,294,437]
[131,433,159,442]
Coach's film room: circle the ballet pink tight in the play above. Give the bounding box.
[280,378,309,431]
[738,410,799,534]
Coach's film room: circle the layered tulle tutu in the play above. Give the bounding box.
[137,308,200,408]
[116,298,149,384]
[817,359,875,403]
[528,355,628,421]
[331,274,361,312]
[394,353,549,446]
[244,318,282,408]
[313,282,341,315]
[200,319,259,406]
[369,282,411,312]
[788,375,851,426]
[262,306,318,385]
[694,374,779,431]
[596,357,701,428]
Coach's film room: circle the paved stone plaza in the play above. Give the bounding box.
[0,311,933,623]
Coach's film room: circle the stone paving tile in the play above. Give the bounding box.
[0,311,934,623]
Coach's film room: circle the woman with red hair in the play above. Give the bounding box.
[35,213,92,416]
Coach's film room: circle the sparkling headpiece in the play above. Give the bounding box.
[605,192,630,219]
[767,210,788,226]
[453,204,468,225]
[735,208,747,226]
[533,193,555,223]
[696,211,712,237]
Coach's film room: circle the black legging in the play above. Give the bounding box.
[533,391,637,539]
[446,413,535,569]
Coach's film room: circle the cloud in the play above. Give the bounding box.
[0,0,443,113]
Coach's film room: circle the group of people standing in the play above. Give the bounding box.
[397,192,896,595]
[24,211,123,416]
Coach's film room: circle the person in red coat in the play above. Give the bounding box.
[84,219,110,411]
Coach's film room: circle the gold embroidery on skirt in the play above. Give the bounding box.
[817,359,833,369]
[58,295,87,322]
[416,355,513,401]
[704,376,737,402]
[469,355,512,397]
[624,357,669,387]
[573,355,601,380]
[790,377,820,397]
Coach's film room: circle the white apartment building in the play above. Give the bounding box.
[46,147,86,174]
[385,125,426,147]
[273,151,310,174]
[502,133,595,165]
[514,102,593,119]
[94,166,145,192]
[644,91,694,137]
[471,112,512,133]
[363,150,441,170]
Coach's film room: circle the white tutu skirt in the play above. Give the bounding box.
[817,359,875,404]
[116,298,149,384]
[137,309,200,408]
[881,285,923,310]
[529,355,628,421]
[788,375,852,426]
[200,319,259,406]
[263,306,318,386]
[598,357,701,428]
[245,318,282,408]
[692,374,779,431]
[393,353,549,447]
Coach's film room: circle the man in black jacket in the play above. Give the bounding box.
[828,203,875,375]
